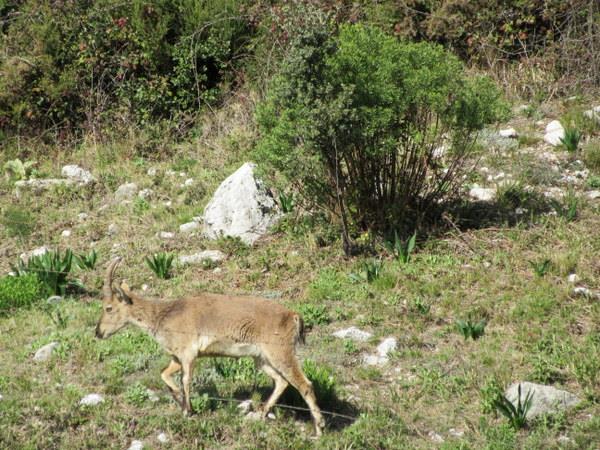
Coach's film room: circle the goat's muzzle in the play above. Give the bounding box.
[95,323,104,339]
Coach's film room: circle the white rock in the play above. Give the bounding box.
[515,207,527,215]
[377,338,398,357]
[237,399,253,414]
[213,267,222,274]
[567,274,580,283]
[586,190,600,200]
[163,200,172,207]
[61,229,71,238]
[179,172,186,178]
[432,146,446,159]
[33,342,59,362]
[245,411,262,421]
[428,431,444,443]
[557,435,571,444]
[505,382,580,420]
[179,221,200,233]
[363,354,389,366]
[77,212,89,221]
[142,284,149,291]
[583,106,600,123]
[157,433,169,444]
[499,128,517,138]
[184,178,194,187]
[573,286,594,298]
[61,165,95,184]
[108,223,119,236]
[544,187,565,199]
[158,231,175,240]
[138,188,154,200]
[15,178,74,198]
[114,183,138,202]
[165,170,176,177]
[448,428,464,437]
[0,394,3,401]
[20,246,49,263]
[543,120,565,146]
[146,389,160,403]
[127,440,144,450]
[47,295,62,305]
[469,186,496,202]
[79,393,104,406]
[332,327,372,342]
[147,167,158,177]
[203,162,281,245]
[178,250,226,266]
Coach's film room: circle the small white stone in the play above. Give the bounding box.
[79,393,104,406]
[179,221,200,233]
[33,342,59,362]
[499,128,517,138]
[245,411,262,421]
[147,167,158,177]
[377,338,397,357]
[448,428,464,438]
[428,431,444,443]
[61,229,71,238]
[432,146,446,158]
[0,394,3,401]
[557,435,571,444]
[332,327,372,342]
[567,274,580,283]
[469,186,496,202]
[238,400,253,414]
[586,190,600,200]
[20,246,50,263]
[483,261,491,268]
[515,207,527,215]
[78,212,89,221]
[146,389,160,403]
[157,433,169,444]
[158,231,175,240]
[494,172,506,180]
[138,188,153,200]
[127,440,144,450]
[179,172,186,178]
[164,200,172,207]
[213,267,222,274]
[363,354,388,366]
[178,250,226,266]
[61,165,95,184]
[184,178,194,187]
[165,170,176,177]
[108,224,119,236]
[47,295,62,305]
[573,287,593,298]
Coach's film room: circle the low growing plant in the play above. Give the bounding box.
[560,128,582,152]
[0,274,44,314]
[385,231,416,264]
[74,250,98,271]
[1,206,35,239]
[493,384,534,430]
[145,252,174,279]
[529,258,551,277]
[456,318,486,340]
[12,249,78,296]
[278,192,295,214]
[296,303,330,327]
[3,158,36,181]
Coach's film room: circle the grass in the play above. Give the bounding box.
[2,100,600,448]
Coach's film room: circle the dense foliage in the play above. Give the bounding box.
[0,273,44,314]
[256,23,505,248]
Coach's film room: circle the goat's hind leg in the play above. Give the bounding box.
[259,362,289,419]
[161,358,183,407]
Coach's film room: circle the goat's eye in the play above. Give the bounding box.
[105,306,113,313]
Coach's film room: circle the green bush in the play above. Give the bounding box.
[256,23,505,251]
[0,274,45,314]
[12,249,77,296]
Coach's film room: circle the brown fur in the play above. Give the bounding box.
[95,258,325,436]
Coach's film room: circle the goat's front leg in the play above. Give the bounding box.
[181,358,195,415]
[161,358,182,407]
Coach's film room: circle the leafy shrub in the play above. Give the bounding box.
[278,192,295,214]
[3,158,36,180]
[296,303,330,327]
[560,128,582,152]
[256,23,505,252]
[0,274,44,314]
[456,318,486,340]
[125,383,151,407]
[74,250,98,271]
[384,231,416,264]
[493,384,533,430]
[146,252,174,279]
[12,249,77,296]
[529,258,551,277]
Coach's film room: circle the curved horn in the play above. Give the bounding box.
[103,257,122,300]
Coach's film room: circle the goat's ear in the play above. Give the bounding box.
[115,286,133,305]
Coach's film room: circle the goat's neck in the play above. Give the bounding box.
[127,296,167,336]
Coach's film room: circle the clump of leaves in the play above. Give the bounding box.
[3,158,36,181]
[12,249,78,296]
[363,259,383,282]
[297,303,330,327]
[279,192,295,214]
[0,274,44,314]
[456,318,486,340]
[411,297,431,315]
[551,190,579,222]
[74,250,98,270]
[560,128,581,152]
[529,258,551,277]
[493,384,534,430]
[125,383,151,407]
[385,231,416,264]
[145,252,174,279]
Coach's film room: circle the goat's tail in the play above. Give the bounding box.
[293,314,306,346]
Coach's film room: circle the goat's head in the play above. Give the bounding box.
[95,257,132,339]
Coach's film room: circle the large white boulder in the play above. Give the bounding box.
[61,165,95,185]
[505,382,580,420]
[203,163,280,245]
[543,120,565,146]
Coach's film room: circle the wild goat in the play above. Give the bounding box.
[95,257,325,436]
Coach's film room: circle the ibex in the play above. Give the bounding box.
[95,257,325,436]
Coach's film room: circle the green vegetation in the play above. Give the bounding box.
[0,274,44,314]
[560,128,582,152]
[256,23,505,251]
[456,318,487,340]
[12,249,77,296]
[493,384,534,430]
[145,252,175,279]
[74,250,98,271]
